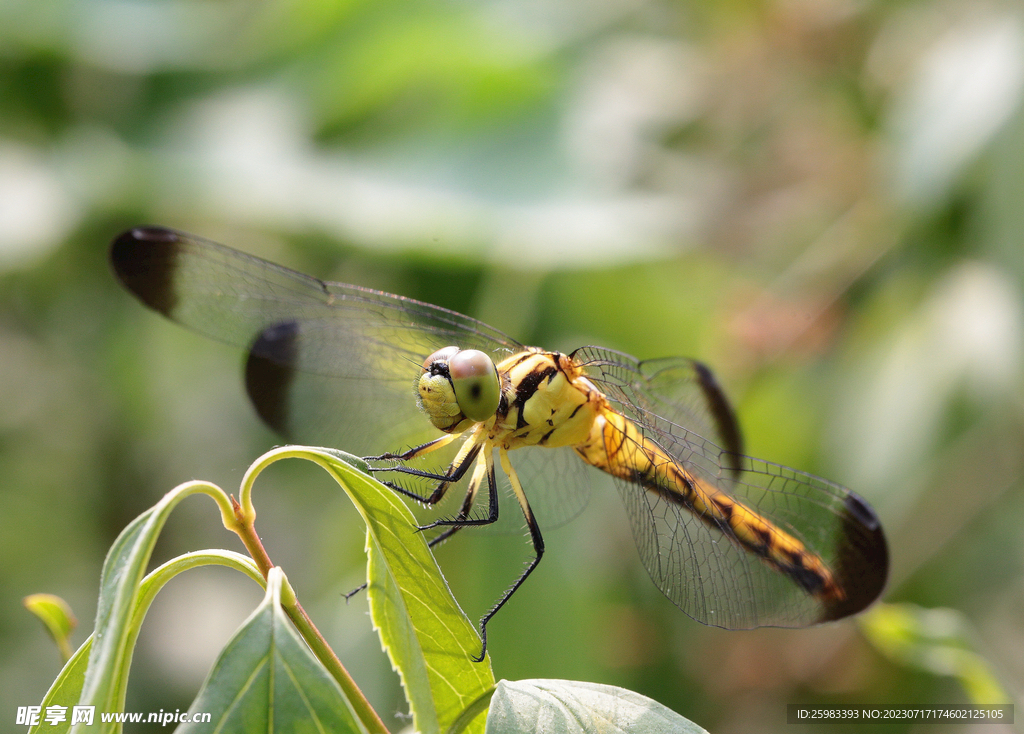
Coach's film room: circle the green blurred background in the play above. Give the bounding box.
[2,0,1023,731]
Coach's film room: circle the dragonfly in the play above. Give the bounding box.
[110,226,888,661]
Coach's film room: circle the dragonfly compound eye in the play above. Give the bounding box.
[449,349,500,422]
[422,346,460,373]
[418,346,471,432]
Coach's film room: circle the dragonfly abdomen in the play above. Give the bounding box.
[575,408,844,603]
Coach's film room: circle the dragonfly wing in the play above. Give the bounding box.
[110,227,522,454]
[613,443,887,628]
[575,349,887,628]
[507,445,591,530]
[244,327,436,454]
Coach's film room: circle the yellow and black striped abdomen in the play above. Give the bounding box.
[574,407,844,603]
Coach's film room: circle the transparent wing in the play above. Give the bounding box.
[508,445,591,530]
[111,227,523,455]
[575,347,887,629]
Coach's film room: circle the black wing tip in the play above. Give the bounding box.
[820,491,889,622]
[110,226,184,316]
[245,321,300,436]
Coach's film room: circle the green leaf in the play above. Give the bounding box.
[28,637,93,734]
[290,448,495,734]
[178,567,368,733]
[315,447,371,474]
[24,593,77,662]
[861,603,1010,704]
[73,481,236,732]
[30,550,263,734]
[446,687,496,734]
[485,680,708,734]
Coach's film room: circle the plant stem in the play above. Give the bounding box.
[228,496,390,734]
[285,594,391,734]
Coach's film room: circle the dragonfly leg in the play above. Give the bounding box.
[343,583,367,602]
[471,447,545,663]
[422,449,499,540]
[372,433,483,504]
[364,433,459,463]
[344,449,497,603]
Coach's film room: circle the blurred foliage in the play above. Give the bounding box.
[861,603,1009,706]
[2,0,1023,731]
[23,594,77,664]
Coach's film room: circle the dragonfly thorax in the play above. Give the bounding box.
[418,347,501,432]
[489,350,602,450]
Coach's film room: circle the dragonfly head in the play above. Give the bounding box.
[418,346,500,431]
